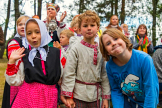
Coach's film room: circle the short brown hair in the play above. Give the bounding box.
[60,29,74,38]
[16,15,30,27]
[99,28,133,61]
[78,10,100,29]
[136,24,148,36]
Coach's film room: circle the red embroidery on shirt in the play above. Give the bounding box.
[80,40,98,65]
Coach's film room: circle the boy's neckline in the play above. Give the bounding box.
[112,50,132,67]
[83,37,96,45]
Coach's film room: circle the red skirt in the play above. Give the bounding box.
[12,81,57,108]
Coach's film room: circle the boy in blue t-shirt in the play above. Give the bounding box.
[99,28,159,108]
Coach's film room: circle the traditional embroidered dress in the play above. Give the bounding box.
[5,19,61,108]
[61,39,111,107]
[130,34,154,54]
[44,3,66,47]
[2,37,24,108]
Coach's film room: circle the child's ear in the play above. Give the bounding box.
[97,26,99,32]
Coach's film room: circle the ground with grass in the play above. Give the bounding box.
[0,54,7,107]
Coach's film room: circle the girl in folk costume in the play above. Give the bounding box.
[2,15,30,108]
[104,15,122,32]
[61,10,111,108]
[99,28,159,108]
[5,18,61,108]
[130,24,154,54]
[44,3,67,47]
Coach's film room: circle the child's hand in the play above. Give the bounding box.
[53,41,61,49]
[66,97,75,108]
[138,38,143,45]
[60,95,67,105]
[60,11,67,22]
[101,99,109,108]
[9,47,25,64]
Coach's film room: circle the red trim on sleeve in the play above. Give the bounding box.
[6,60,22,76]
[102,95,111,99]
[61,91,73,97]
[6,64,17,76]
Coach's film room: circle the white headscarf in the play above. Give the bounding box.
[24,18,52,66]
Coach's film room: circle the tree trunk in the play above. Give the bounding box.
[120,0,125,24]
[0,0,11,58]
[14,0,20,36]
[79,0,84,14]
[152,0,158,46]
[34,0,36,15]
[111,0,114,15]
[115,0,118,15]
[37,0,42,19]
[52,0,55,3]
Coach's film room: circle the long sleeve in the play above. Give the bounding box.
[106,63,124,108]
[142,55,159,108]
[5,40,25,86]
[0,26,4,46]
[61,47,77,97]
[5,61,24,86]
[57,22,67,39]
[101,61,111,99]
[152,49,162,83]
[130,36,139,49]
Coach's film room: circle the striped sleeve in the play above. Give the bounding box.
[7,40,20,59]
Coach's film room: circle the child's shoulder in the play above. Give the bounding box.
[132,49,152,62]
[133,49,150,57]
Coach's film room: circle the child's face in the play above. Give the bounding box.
[111,16,118,26]
[123,26,128,32]
[80,19,99,39]
[60,34,69,46]
[26,21,41,48]
[47,8,57,18]
[102,34,127,56]
[17,18,28,37]
[138,26,146,36]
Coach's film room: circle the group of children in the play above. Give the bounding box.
[1,2,159,108]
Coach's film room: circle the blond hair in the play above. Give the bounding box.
[78,10,100,28]
[70,16,79,28]
[99,28,133,61]
[16,15,30,26]
[60,29,74,38]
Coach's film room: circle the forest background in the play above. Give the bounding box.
[0,0,162,58]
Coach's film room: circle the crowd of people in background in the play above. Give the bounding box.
[0,2,162,108]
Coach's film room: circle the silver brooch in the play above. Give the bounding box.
[48,20,57,31]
